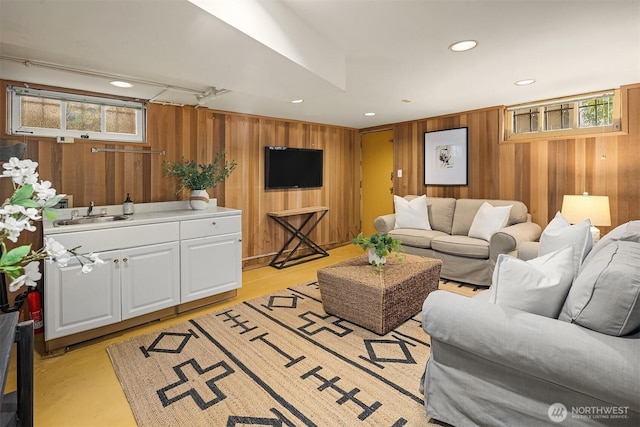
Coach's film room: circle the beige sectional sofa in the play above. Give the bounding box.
[374,196,541,286]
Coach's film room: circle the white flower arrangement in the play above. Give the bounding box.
[0,157,103,298]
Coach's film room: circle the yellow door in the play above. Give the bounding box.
[361,130,394,235]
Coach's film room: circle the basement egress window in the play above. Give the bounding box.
[8,86,146,143]
[505,90,621,141]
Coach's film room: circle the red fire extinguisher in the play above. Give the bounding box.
[27,289,44,334]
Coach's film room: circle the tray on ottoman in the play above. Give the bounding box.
[317,254,442,335]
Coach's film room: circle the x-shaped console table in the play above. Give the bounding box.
[267,206,329,269]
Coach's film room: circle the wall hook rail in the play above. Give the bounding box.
[91,147,166,155]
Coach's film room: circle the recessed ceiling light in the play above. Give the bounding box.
[291,99,304,104]
[110,80,133,88]
[449,40,478,52]
[363,112,376,116]
[515,79,536,86]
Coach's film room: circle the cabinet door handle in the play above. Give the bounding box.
[211,221,217,226]
[122,258,128,263]
[113,259,119,264]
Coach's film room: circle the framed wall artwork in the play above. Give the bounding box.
[424,127,468,186]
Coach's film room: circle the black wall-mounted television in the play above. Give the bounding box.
[264,146,323,189]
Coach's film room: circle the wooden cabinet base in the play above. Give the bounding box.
[177,289,237,313]
[44,289,237,355]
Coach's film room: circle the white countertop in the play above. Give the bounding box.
[43,200,242,235]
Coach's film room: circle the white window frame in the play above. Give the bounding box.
[504,90,622,142]
[8,86,146,143]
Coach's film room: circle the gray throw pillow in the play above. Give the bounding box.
[559,240,640,336]
[580,220,640,268]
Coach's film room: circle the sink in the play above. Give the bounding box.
[53,215,132,227]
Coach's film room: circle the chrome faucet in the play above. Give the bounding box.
[87,201,95,216]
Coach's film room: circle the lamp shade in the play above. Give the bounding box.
[561,194,611,226]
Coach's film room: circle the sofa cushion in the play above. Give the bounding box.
[489,246,575,318]
[394,194,431,230]
[388,228,447,249]
[539,211,592,279]
[425,197,456,234]
[394,194,456,234]
[504,200,528,225]
[431,235,489,259]
[468,202,512,242]
[559,240,640,336]
[451,199,528,236]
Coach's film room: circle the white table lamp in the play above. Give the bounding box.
[561,193,611,244]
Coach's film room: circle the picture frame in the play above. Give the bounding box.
[424,127,468,186]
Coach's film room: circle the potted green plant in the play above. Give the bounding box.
[352,232,403,272]
[163,149,237,210]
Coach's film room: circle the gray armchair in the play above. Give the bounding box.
[421,291,640,426]
[421,221,640,426]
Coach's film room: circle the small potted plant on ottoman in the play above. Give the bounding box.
[352,232,403,272]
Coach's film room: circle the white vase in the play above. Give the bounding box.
[189,189,210,210]
[368,248,387,266]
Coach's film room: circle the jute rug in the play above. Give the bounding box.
[107,282,436,426]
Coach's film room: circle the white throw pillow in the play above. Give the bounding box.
[394,195,431,230]
[468,202,512,241]
[489,245,575,318]
[539,211,592,278]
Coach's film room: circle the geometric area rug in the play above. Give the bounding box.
[106,282,436,426]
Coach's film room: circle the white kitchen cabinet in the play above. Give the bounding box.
[120,242,180,320]
[44,241,180,340]
[180,233,242,302]
[44,250,120,340]
[44,222,181,342]
[43,202,242,352]
[180,215,242,303]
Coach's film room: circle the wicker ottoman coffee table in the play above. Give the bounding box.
[317,254,442,335]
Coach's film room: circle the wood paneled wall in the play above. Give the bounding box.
[223,115,361,267]
[0,80,361,270]
[3,77,640,272]
[380,83,640,234]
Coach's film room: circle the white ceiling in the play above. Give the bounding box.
[1,0,639,129]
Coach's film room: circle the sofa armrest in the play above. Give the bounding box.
[373,214,396,233]
[517,241,540,260]
[490,221,542,260]
[422,291,640,411]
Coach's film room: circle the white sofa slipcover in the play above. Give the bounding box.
[420,221,640,426]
